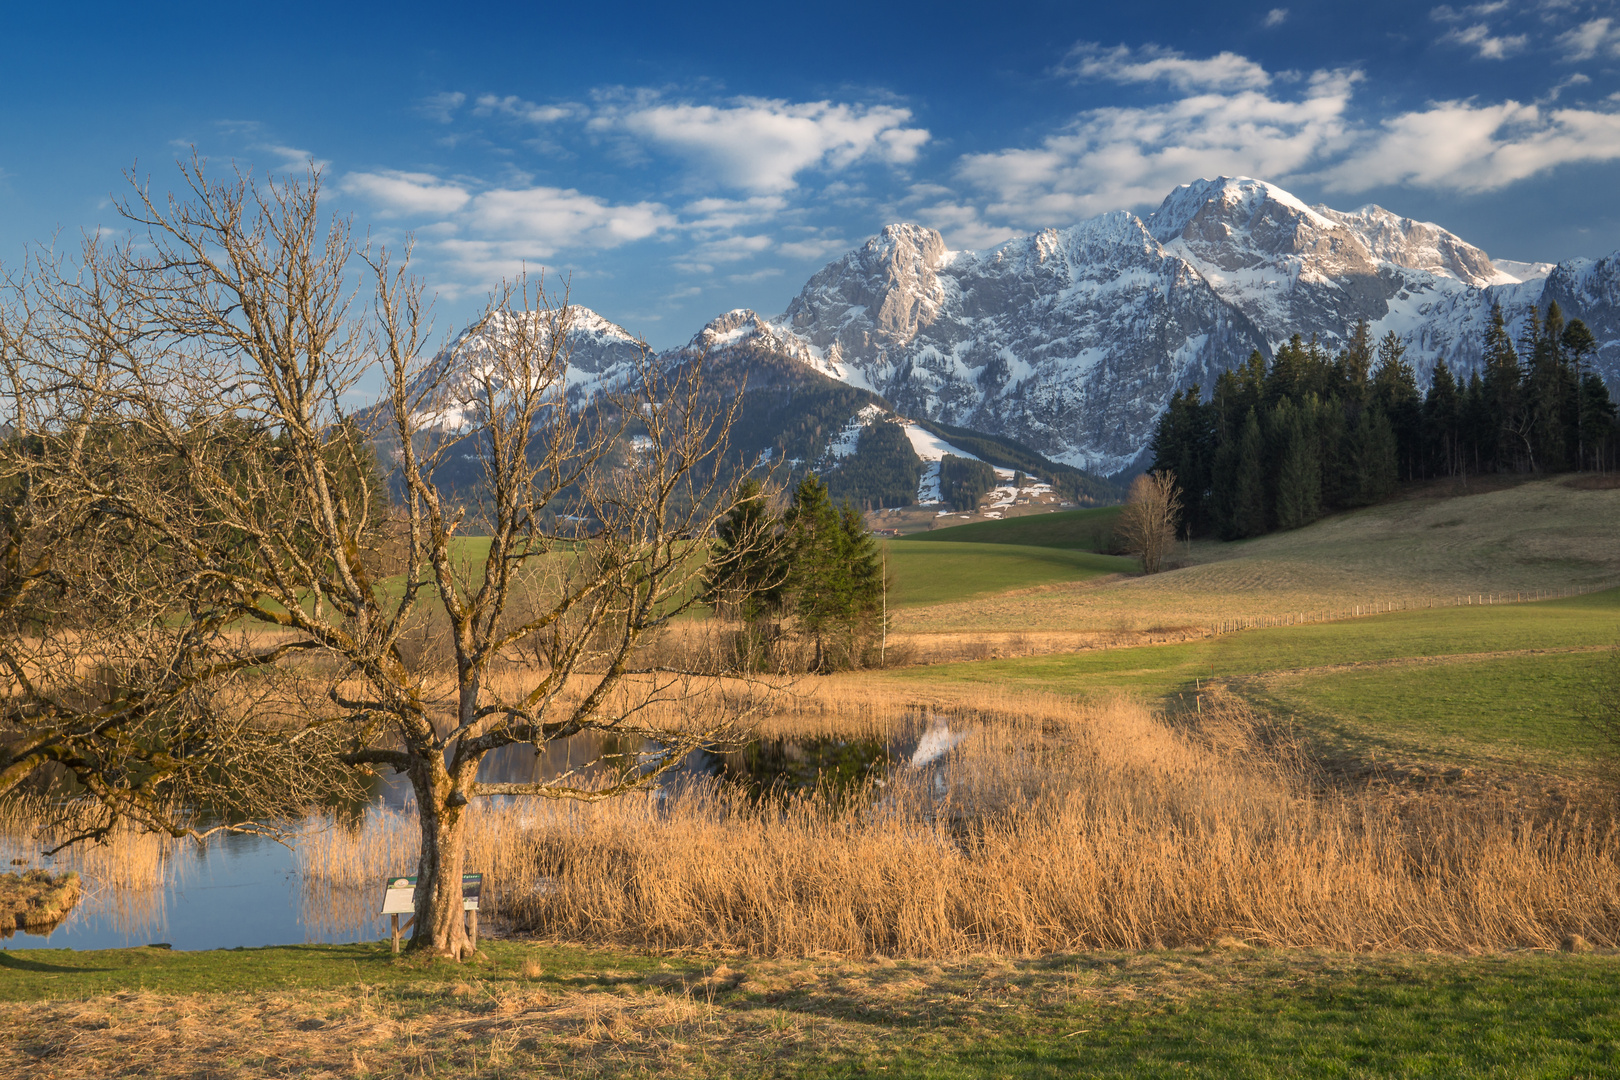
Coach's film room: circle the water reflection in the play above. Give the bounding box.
[1,712,973,951]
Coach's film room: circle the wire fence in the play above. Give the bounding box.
[1211,584,1603,636]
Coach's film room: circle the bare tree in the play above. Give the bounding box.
[0,159,773,957]
[1116,470,1182,574]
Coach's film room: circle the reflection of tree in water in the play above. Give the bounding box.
[716,737,891,802]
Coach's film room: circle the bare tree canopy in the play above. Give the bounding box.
[1116,470,1182,575]
[0,159,774,957]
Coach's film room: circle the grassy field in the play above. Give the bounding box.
[3,944,1616,1078]
[883,540,1135,606]
[881,588,1620,769]
[908,505,1122,550]
[893,477,1620,634]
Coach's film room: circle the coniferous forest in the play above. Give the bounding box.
[1149,302,1620,539]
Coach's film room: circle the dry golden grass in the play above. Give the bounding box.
[0,870,81,931]
[7,947,1556,1080]
[0,795,174,892]
[296,683,1620,958]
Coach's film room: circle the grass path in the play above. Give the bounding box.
[2,943,1616,1078]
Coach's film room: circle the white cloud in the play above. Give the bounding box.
[956,42,1620,227]
[1263,8,1289,28]
[473,94,585,124]
[597,97,929,193]
[464,186,675,255]
[958,68,1359,226]
[778,236,856,261]
[1059,42,1272,92]
[262,144,330,172]
[418,92,466,124]
[1441,23,1528,59]
[1320,98,1620,192]
[682,195,790,232]
[1430,3,1511,21]
[1557,17,1620,61]
[341,170,472,216]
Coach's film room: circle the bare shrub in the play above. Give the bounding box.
[1115,471,1182,574]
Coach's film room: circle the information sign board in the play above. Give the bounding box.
[379,873,482,914]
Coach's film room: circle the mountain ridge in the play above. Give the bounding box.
[416,176,1620,483]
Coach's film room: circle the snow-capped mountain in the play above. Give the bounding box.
[746,177,1619,475]
[403,177,1620,483]
[398,305,649,432]
[767,213,1268,475]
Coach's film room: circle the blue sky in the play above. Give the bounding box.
[6,0,1620,347]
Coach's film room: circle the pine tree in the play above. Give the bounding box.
[1350,406,1398,505]
[779,476,883,671]
[1481,303,1525,471]
[1231,409,1267,538]
[1274,398,1322,530]
[1563,318,1599,469]
[1424,360,1462,477]
[704,478,783,620]
[1372,331,1422,479]
[1149,386,1216,534]
[1336,319,1374,409]
[1526,301,1571,471]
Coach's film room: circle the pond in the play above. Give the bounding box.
[1,713,970,952]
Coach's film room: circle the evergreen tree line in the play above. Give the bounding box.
[705,475,886,672]
[938,454,1000,512]
[1150,303,1619,539]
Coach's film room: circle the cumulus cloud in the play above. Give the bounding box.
[1263,8,1289,28]
[1430,2,1511,21]
[1441,23,1528,59]
[473,94,585,124]
[342,170,472,216]
[340,169,676,267]
[954,40,1620,231]
[1059,42,1271,92]
[1557,17,1620,61]
[418,92,466,124]
[595,97,929,193]
[958,67,1359,226]
[464,186,675,255]
[1319,99,1620,192]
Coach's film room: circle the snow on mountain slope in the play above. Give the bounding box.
[405,178,1620,483]
[402,305,646,432]
[768,214,1268,475]
[752,176,1620,475]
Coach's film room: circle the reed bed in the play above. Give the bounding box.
[296,684,1620,957]
[0,793,175,891]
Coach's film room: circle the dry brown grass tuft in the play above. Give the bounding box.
[297,683,1620,958]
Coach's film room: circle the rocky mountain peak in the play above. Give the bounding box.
[1318,204,1504,288]
[781,222,952,353]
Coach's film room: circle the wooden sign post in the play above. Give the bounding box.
[380,873,483,953]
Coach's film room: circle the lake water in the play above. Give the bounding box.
[2,715,967,952]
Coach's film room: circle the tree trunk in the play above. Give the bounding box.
[408,762,473,958]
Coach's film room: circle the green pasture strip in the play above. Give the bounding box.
[3,945,1616,1078]
[887,586,1620,696]
[886,588,1620,769]
[908,505,1123,550]
[884,540,1136,607]
[0,940,682,1001]
[1261,650,1612,768]
[838,953,1620,1080]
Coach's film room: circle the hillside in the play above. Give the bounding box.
[892,476,1620,636]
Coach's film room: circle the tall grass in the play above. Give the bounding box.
[298,685,1620,956]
